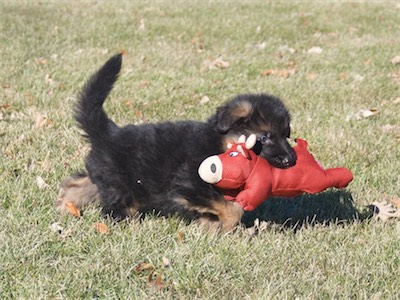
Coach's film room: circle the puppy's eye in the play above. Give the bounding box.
[258,133,272,144]
[229,151,239,157]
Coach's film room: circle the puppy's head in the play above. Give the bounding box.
[210,94,296,169]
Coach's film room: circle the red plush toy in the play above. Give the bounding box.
[198,135,353,211]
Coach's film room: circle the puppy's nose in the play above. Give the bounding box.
[281,157,289,166]
[279,154,296,167]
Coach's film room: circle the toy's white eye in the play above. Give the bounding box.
[229,151,239,157]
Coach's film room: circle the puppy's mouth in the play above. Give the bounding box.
[252,141,297,169]
[268,156,296,169]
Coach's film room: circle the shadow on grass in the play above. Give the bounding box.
[241,190,372,229]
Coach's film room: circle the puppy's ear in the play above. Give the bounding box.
[215,101,252,133]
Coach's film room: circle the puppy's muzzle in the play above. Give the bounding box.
[278,153,297,168]
[271,151,297,168]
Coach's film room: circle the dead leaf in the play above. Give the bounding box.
[65,202,81,217]
[352,73,364,82]
[93,223,110,234]
[35,57,48,65]
[338,72,349,81]
[307,46,323,54]
[123,100,133,108]
[177,231,184,243]
[50,222,64,234]
[162,256,171,267]
[35,114,47,128]
[199,95,210,105]
[381,124,400,133]
[135,110,144,119]
[50,222,73,238]
[61,228,74,238]
[306,72,318,81]
[246,226,257,236]
[391,198,400,208]
[36,176,48,189]
[393,97,400,105]
[45,74,55,85]
[391,55,400,65]
[99,49,109,55]
[363,59,372,66]
[139,19,145,31]
[349,26,358,33]
[260,69,274,77]
[0,103,12,110]
[355,108,378,119]
[202,56,230,70]
[256,42,267,50]
[246,218,271,236]
[261,68,296,78]
[148,271,168,290]
[24,92,36,104]
[134,261,169,289]
[212,57,229,69]
[191,32,205,52]
[346,108,378,121]
[73,145,91,158]
[275,68,296,78]
[139,80,150,88]
[134,262,154,274]
[370,201,400,222]
[339,72,364,82]
[278,45,296,54]
[390,71,400,79]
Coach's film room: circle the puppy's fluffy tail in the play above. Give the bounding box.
[75,53,122,142]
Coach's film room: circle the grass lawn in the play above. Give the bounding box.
[1,1,399,299]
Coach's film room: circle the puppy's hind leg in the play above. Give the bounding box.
[175,197,244,232]
[197,201,244,233]
[55,173,100,213]
[211,200,244,232]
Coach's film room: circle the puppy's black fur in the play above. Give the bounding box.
[58,54,296,231]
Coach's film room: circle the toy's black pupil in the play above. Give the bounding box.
[211,163,216,173]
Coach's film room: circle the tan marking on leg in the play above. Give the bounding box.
[124,203,140,218]
[55,175,100,214]
[174,197,243,232]
[197,215,222,233]
[211,200,244,232]
[174,198,219,215]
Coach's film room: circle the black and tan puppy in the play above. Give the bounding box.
[56,54,296,231]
